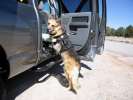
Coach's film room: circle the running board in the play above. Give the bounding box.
[32,55,62,72]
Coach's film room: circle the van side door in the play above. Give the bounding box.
[0,0,38,78]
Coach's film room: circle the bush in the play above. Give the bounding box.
[106,27,115,36]
[106,25,133,37]
[124,25,133,37]
[114,27,125,37]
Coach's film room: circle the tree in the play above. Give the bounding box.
[111,28,115,36]
[106,26,115,36]
[114,27,125,37]
[106,25,133,37]
[125,25,133,37]
[106,26,111,36]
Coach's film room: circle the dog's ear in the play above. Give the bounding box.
[57,18,65,33]
[56,18,61,24]
[48,15,55,20]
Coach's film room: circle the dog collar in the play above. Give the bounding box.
[57,34,73,53]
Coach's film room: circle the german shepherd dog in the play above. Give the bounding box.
[48,18,80,93]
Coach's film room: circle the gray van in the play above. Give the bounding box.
[0,0,106,99]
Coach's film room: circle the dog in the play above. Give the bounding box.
[48,18,81,93]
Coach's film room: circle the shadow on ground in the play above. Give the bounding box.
[6,67,50,100]
[6,61,92,100]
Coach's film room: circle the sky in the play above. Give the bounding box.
[107,0,133,29]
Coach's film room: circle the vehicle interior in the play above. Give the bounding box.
[38,0,106,59]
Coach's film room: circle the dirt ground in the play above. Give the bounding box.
[11,50,133,100]
[106,36,133,44]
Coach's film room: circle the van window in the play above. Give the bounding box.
[98,0,102,18]
[62,0,92,13]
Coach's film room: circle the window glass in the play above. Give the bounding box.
[62,0,92,13]
[80,0,92,12]
[38,0,50,14]
[63,0,80,12]
[98,0,102,17]
[38,0,60,17]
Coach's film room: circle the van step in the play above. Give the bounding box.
[31,55,62,72]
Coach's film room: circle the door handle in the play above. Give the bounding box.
[69,32,77,35]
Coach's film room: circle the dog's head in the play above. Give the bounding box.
[48,18,64,38]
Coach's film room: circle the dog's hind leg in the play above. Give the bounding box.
[71,67,80,91]
[65,72,73,90]
[64,67,80,93]
[69,74,79,94]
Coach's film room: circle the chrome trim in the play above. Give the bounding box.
[32,0,41,64]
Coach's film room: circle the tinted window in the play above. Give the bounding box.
[62,0,92,13]
[98,0,102,17]
[80,0,92,12]
[38,0,61,17]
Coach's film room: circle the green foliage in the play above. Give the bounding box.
[124,25,133,37]
[106,25,133,37]
[115,27,125,37]
[106,27,115,36]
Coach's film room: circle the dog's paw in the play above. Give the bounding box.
[67,86,71,90]
[67,82,80,94]
[79,72,84,78]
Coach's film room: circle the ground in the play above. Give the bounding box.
[106,36,133,44]
[7,40,133,100]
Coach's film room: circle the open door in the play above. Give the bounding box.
[38,0,106,60]
[61,12,92,54]
[97,0,106,54]
[61,0,106,59]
